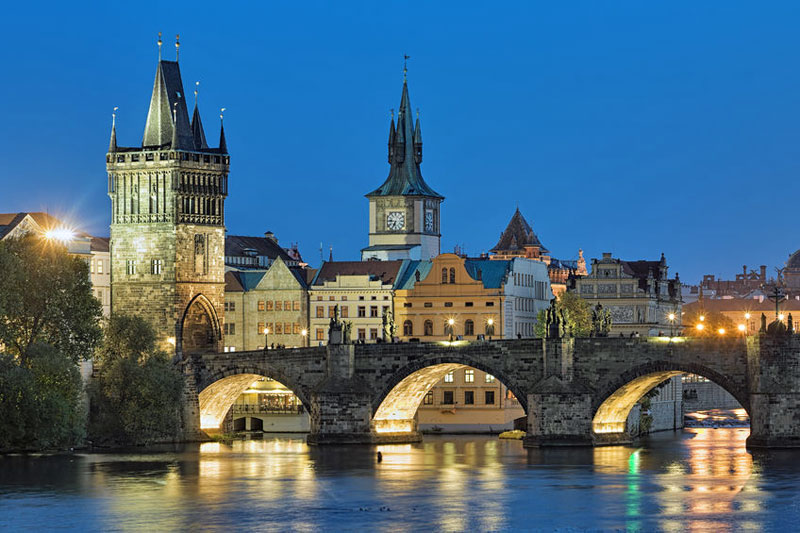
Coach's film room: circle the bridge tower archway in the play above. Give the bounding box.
[179,294,221,356]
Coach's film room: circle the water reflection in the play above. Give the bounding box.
[1,430,800,531]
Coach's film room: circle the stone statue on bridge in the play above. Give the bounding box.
[328,304,352,344]
[591,304,612,337]
[382,310,396,342]
[546,298,569,339]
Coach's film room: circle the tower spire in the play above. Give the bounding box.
[387,109,395,163]
[403,54,410,83]
[109,106,118,152]
[191,81,208,149]
[218,108,228,153]
[175,34,180,62]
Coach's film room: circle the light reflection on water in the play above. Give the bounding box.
[2,429,800,531]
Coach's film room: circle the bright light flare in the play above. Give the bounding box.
[301,329,308,336]
[668,313,676,321]
[779,314,785,321]
[166,336,176,346]
[718,328,726,335]
[447,318,455,326]
[699,315,705,322]
[696,323,705,331]
[487,318,494,326]
[44,227,76,243]
[737,324,746,332]
[745,313,751,320]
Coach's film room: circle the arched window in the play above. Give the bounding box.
[464,319,474,336]
[441,268,448,284]
[403,320,413,336]
[449,268,456,284]
[424,320,434,336]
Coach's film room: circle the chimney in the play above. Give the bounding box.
[264,231,277,243]
[743,265,747,277]
[602,252,612,260]
[760,265,767,280]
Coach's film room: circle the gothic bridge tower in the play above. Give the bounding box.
[107,37,229,356]
[361,64,444,261]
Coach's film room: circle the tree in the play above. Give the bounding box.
[0,236,102,365]
[0,344,84,451]
[534,309,547,338]
[89,315,184,445]
[683,309,734,337]
[558,292,592,337]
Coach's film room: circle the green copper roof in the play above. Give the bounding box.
[366,80,443,199]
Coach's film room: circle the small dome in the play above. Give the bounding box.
[788,250,800,270]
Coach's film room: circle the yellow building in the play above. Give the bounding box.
[683,298,800,334]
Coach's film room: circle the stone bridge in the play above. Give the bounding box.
[181,336,800,448]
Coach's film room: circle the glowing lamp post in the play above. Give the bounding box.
[737,324,746,335]
[264,327,270,350]
[667,312,676,337]
[718,328,726,335]
[696,323,705,333]
[301,328,308,347]
[487,318,495,340]
[447,318,455,342]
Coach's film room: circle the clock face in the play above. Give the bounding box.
[387,211,405,231]
[425,210,434,232]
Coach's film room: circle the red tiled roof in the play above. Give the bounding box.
[312,261,404,286]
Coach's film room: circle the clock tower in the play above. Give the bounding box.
[362,68,444,261]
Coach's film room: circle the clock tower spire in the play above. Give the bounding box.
[362,62,444,261]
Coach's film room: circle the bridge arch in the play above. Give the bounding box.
[179,293,221,356]
[371,353,528,434]
[197,364,312,431]
[591,360,750,436]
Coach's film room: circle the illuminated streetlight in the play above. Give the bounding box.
[44,226,76,244]
[737,324,746,333]
[699,315,705,322]
[301,328,308,347]
[696,323,705,332]
[667,312,676,337]
[718,328,726,335]
[264,327,270,351]
[779,313,785,321]
[447,318,455,341]
[745,312,751,320]
[166,336,176,346]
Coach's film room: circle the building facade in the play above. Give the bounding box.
[361,71,444,261]
[569,252,682,336]
[106,50,229,355]
[308,261,406,344]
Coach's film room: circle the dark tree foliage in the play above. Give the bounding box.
[0,344,84,451]
[89,315,184,446]
[534,293,593,338]
[0,236,102,365]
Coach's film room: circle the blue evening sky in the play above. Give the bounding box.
[2,1,799,282]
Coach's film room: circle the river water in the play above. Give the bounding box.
[2,428,800,531]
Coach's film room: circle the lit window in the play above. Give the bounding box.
[315,328,324,340]
[444,371,454,383]
[125,260,136,275]
[151,259,162,275]
[267,301,274,311]
[465,369,474,383]
[370,306,378,317]
[370,328,378,340]
[485,374,495,383]
[423,391,434,405]
[258,301,265,311]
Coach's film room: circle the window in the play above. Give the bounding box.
[316,306,324,318]
[465,302,473,307]
[485,391,495,404]
[358,306,366,317]
[444,371,454,383]
[258,322,265,335]
[444,302,453,308]
[442,268,448,283]
[275,301,283,311]
[316,328,325,340]
[328,306,336,317]
[464,319,474,336]
[403,302,412,308]
[266,322,274,334]
[126,260,136,275]
[341,296,347,301]
[449,268,456,284]
[485,374,495,383]
[442,391,455,404]
[424,302,433,308]
[341,306,349,318]
[293,323,300,334]
[423,391,434,405]
[359,296,365,301]
[284,322,292,334]
[224,301,235,312]
[90,260,95,274]
[258,301,265,311]
[317,296,323,301]
[98,260,104,274]
[267,301,274,311]
[293,301,301,311]
[151,259,162,274]
[329,296,336,301]
[371,296,377,301]
[284,301,291,311]
[464,369,474,383]
[275,323,283,334]
[403,320,413,336]
[369,328,378,340]
[486,301,495,307]
[464,391,475,405]
[370,306,378,317]
[358,328,366,341]
[424,320,434,336]
[224,323,236,335]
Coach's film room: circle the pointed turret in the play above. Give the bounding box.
[367,75,442,198]
[218,118,228,154]
[490,208,549,254]
[108,117,117,153]
[191,103,208,150]
[142,60,193,149]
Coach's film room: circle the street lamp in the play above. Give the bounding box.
[264,327,270,350]
[667,312,676,337]
[737,324,746,334]
[718,328,726,335]
[696,323,705,332]
[301,328,308,347]
[447,318,455,342]
[487,318,495,340]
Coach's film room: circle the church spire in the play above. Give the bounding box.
[218,108,228,154]
[366,62,441,199]
[191,82,208,149]
[108,107,118,152]
[142,50,193,149]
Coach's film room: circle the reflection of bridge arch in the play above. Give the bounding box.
[591,360,750,436]
[198,366,312,431]
[371,354,528,434]
[179,294,221,356]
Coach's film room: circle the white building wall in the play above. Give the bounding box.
[503,258,553,338]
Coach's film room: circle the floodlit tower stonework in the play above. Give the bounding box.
[106,44,229,356]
